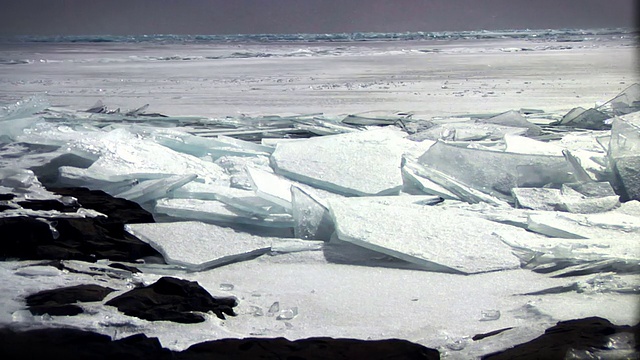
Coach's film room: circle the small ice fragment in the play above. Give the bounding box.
[276,307,298,320]
[291,185,335,241]
[12,310,34,323]
[219,283,234,291]
[267,301,280,316]
[248,306,264,317]
[480,310,501,321]
[445,338,468,351]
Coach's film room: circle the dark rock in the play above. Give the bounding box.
[482,317,639,359]
[26,284,115,306]
[0,216,162,262]
[109,263,142,273]
[0,327,439,360]
[25,284,115,316]
[0,328,172,360]
[29,304,84,316]
[106,277,237,324]
[0,193,15,200]
[17,199,79,212]
[48,187,154,224]
[0,217,55,260]
[180,337,440,360]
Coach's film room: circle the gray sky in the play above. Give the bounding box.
[0,0,636,36]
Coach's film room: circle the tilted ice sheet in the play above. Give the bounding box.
[114,174,197,204]
[155,198,293,228]
[527,211,640,240]
[271,128,430,196]
[409,122,528,142]
[125,221,274,271]
[327,197,521,274]
[608,111,640,201]
[418,141,575,201]
[480,110,542,136]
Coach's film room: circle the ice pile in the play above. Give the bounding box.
[1,85,639,277]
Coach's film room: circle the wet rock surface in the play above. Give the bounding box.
[105,277,238,324]
[0,187,161,262]
[0,327,440,360]
[26,284,115,316]
[482,317,640,359]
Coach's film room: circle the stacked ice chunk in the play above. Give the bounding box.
[1,85,639,276]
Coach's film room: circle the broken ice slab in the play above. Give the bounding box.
[246,166,294,211]
[608,111,640,201]
[512,188,562,211]
[404,156,508,206]
[155,198,294,228]
[0,97,50,143]
[526,211,640,239]
[417,141,575,202]
[555,108,611,130]
[170,182,287,216]
[291,186,335,241]
[504,134,563,156]
[114,174,197,204]
[495,229,640,277]
[408,122,528,142]
[597,83,640,116]
[479,110,542,136]
[401,161,459,199]
[327,197,521,274]
[80,129,230,184]
[513,182,619,213]
[138,127,271,159]
[125,221,273,271]
[271,128,430,196]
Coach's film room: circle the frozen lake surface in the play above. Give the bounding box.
[0,29,639,358]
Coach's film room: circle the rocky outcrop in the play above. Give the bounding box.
[105,277,238,323]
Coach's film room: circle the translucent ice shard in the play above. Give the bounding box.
[328,197,521,274]
[171,182,287,216]
[418,141,575,202]
[408,122,527,142]
[125,221,273,270]
[608,111,640,201]
[557,108,611,130]
[114,174,197,204]
[246,166,294,210]
[155,198,293,228]
[401,161,459,200]
[513,182,619,214]
[405,156,508,206]
[480,110,542,136]
[598,83,640,116]
[0,96,49,143]
[290,186,335,241]
[271,128,419,196]
[527,211,640,239]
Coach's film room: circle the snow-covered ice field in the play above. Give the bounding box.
[0,29,639,358]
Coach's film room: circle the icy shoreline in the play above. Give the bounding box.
[1,34,639,358]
